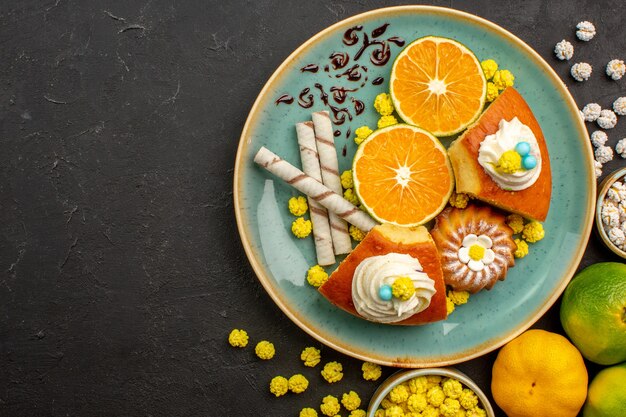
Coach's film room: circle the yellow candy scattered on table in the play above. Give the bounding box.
[300,346,321,367]
[349,225,366,242]
[374,410,385,417]
[300,408,318,417]
[320,395,341,416]
[362,361,382,381]
[513,238,529,258]
[292,217,312,238]
[480,59,498,80]
[340,170,354,189]
[349,410,366,417]
[378,115,398,129]
[289,195,309,216]
[448,290,470,306]
[492,69,515,90]
[354,126,373,145]
[341,391,361,411]
[374,93,395,116]
[344,188,359,205]
[321,361,343,383]
[506,214,524,234]
[255,340,275,360]
[522,221,544,243]
[288,374,309,393]
[486,82,499,102]
[269,376,289,397]
[228,329,249,348]
[449,192,469,209]
[306,265,328,288]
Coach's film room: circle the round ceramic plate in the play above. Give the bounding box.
[233,6,595,367]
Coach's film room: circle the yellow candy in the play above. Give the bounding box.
[306,265,328,288]
[522,221,544,243]
[513,238,529,258]
[288,195,308,216]
[269,376,289,397]
[481,59,498,80]
[292,217,312,238]
[492,69,515,90]
[354,126,373,145]
[496,150,522,174]
[228,329,249,347]
[377,115,398,129]
[255,340,275,360]
[374,93,395,116]
[391,277,415,301]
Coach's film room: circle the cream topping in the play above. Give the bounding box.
[351,253,436,323]
[478,117,542,191]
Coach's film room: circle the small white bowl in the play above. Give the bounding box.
[595,167,626,259]
[367,367,495,417]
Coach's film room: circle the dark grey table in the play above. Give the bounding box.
[2,1,624,416]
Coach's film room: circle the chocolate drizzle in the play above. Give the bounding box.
[334,130,341,137]
[275,22,403,124]
[313,83,329,106]
[329,52,349,70]
[275,94,294,105]
[343,25,363,46]
[301,64,319,73]
[352,98,365,115]
[298,88,313,108]
[336,64,365,81]
[371,23,389,38]
[330,86,357,104]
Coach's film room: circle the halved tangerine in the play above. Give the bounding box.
[353,124,454,227]
[390,36,487,136]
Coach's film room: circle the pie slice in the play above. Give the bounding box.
[447,87,552,221]
[318,223,447,325]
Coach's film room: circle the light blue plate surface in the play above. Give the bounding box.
[234,6,595,367]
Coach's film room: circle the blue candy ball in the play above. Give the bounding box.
[378,285,392,301]
[515,141,531,157]
[522,154,537,170]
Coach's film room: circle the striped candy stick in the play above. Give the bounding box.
[295,121,336,266]
[253,147,377,232]
[312,111,352,255]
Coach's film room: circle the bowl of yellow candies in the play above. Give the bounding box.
[367,368,495,417]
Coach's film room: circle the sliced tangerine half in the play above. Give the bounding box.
[390,36,487,136]
[353,124,454,227]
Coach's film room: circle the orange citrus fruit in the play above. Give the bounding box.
[352,124,453,226]
[491,329,588,417]
[390,36,487,136]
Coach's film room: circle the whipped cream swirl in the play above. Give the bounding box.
[478,117,542,191]
[351,253,436,323]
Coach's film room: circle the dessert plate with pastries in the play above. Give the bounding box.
[234,6,595,366]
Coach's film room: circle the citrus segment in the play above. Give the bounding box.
[390,36,487,136]
[353,124,453,226]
